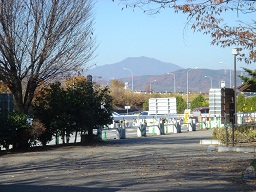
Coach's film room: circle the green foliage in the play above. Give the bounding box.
[142,100,149,111]
[239,68,256,85]
[0,113,45,150]
[236,93,256,112]
[212,126,256,144]
[176,95,186,114]
[190,94,209,111]
[236,94,246,112]
[33,79,113,144]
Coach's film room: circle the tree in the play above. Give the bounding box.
[33,77,113,144]
[0,113,45,150]
[236,93,246,112]
[190,94,209,111]
[239,67,256,84]
[118,0,256,64]
[0,0,96,114]
[176,95,186,114]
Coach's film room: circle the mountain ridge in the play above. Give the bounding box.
[85,56,244,93]
[85,56,183,79]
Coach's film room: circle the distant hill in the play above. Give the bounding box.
[84,56,246,93]
[85,56,183,79]
[103,68,244,93]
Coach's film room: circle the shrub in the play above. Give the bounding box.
[212,125,256,144]
[0,113,46,150]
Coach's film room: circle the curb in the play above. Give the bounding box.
[200,140,256,153]
[218,146,256,153]
[200,139,222,145]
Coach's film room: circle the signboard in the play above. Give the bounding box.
[209,88,234,124]
[125,106,130,115]
[184,109,190,123]
[148,97,177,115]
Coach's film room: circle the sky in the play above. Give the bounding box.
[92,1,255,71]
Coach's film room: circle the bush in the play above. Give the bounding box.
[0,113,46,150]
[212,125,256,144]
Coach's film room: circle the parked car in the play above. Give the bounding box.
[140,111,149,116]
[193,107,209,114]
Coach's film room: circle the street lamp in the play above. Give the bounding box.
[231,47,240,147]
[204,76,213,89]
[124,68,134,91]
[187,67,198,109]
[167,72,176,93]
[219,61,231,88]
[150,80,156,93]
[231,48,239,123]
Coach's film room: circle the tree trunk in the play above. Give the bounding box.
[87,127,93,143]
[74,130,78,143]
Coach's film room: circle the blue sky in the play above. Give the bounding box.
[92,1,254,71]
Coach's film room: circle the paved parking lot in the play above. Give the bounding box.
[0,130,255,192]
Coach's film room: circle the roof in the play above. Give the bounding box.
[238,83,256,92]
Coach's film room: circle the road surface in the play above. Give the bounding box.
[0,129,255,192]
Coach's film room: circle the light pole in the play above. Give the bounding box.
[187,67,198,109]
[219,61,231,88]
[124,68,134,91]
[150,80,156,93]
[231,47,240,147]
[231,48,239,124]
[167,72,176,93]
[204,76,213,89]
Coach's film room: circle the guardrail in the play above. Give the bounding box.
[98,119,198,140]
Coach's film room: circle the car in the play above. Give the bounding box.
[140,111,149,116]
[193,107,209,114]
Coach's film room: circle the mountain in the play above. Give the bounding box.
[118,68,244,93]
[85,56,183,79]
[84,56,245,93]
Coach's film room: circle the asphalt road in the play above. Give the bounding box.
[0,129,255,192]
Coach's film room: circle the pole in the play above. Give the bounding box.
[231,47,239,147]
[168,73,176,93]
[219,62,232,88]
[187,69,191,109]
[229,67,232,88]
[124,68,134,91]
[205,76,213,89]
[186,67,198,109]
[232,54,237,147]
[174,75,176,93]
[234,54,237,125]
[150,80,156,93]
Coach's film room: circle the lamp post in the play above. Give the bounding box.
[150,80,156,93]
[167,72,176,93]
[231,47,239,147]
[124,68,134,91]
[231,48,239,124]
[219,62,231,88]
[187,67,198,109]
[204,76,213,89]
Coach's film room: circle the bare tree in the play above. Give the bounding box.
[118,0,256,64]
[0,0,97,113]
